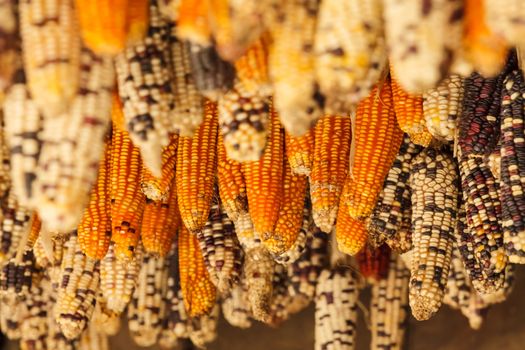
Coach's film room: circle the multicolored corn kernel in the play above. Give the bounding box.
[0,190,32,263]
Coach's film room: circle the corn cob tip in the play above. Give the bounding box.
[140,182,165,202]
[409,295,440,321]
[58,319,84,341]
[312,208,338,234]
[336,239,366,257]
[410,132,433,147]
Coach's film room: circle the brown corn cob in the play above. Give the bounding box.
[357,245,391,283]
[423,74,464,143]
[178,225,217,317]
[75,0,148,56]
[78,147,111,260]
[484,0,525,47]
[127,251,169,347]
[314,266,358,350]
[0,0,19,91]
[268,0,323,136]
[345,82,404,219]
[233,35,271,96]
[115,1,174,176]
[176,0,211,46]
[19,0,81,119]
[221,283,252,329]
[242,246,275,322]
[241,105,283,238]
[391,74,433,147]
[310,115,351,232]
[176,101,218,233]
[285,128,314,176]
[335,186,369,256]
[218,82,270,162]
[100,242,143,314]
[409,148,458,320]
[274,204,311,265]
[55,232,100,340]
[0,190,32,263]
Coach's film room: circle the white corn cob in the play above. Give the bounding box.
[221,283,252,329]
[188,305,220,348]
[242,245,274,322]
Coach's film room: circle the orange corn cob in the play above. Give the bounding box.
[78,147,111,260]
[285,128,314,176]
[176,101,219,233]
[345,82,404,219]
[233,35,271,96]
[75,0,149,56]
[262,157,307,255]
[178,225,217,317]
[26,213,42,249]
[390,73,432,147]
[141,182,181,257]
[463,0,508,77]
[310,115,351,233]
[177,0,211,46]
[336,182,368,256]
[241,103,284,239]
[140,134,178,201]
[110,116,146,261]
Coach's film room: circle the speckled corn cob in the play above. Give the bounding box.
[383,0,464,93]
[19,0,81,119]
[370,254,410,350]
[100,242,143,314]
[409,148,458,320]
[357,245,391,283]
[315,0,386,111]
[188,305,220,348]
[0,294,26,339]
[75,0,148,56]
[386,213,414,254]
[178,225,217,317]
[285,128,314,176]
[221,283,252,329]
[176,101,218,233]
[423,75,464,143]
[115,1,174,176]
[0,0,19,91]
[241,105,283,238]
[234,36,271,96]
[55,232,100,340]
[484,0,525,47]
[267,262,293,325]
[0,250,39,297]
[444,243,474,312]
[391,74,433,147]
[20,275,51,350]
[310,115,351,232]
[500,70,525,263]
[169,30,204,137]
[188,43,236,101]
[335,187,369,256]
[314,266,358,350]
[47,299,80,350]
[368,135,423,248]
[128,251,169,347]
[0,190,32,263]
[274,205,311,265]
[242,246,274,322]
[176,0,211,46]
[269,0,323,136]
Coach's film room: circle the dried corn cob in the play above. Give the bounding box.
[176,101,218,233]
[386,213,413,254]
[0,250,39,297]
[310,115,351,232]
[423,75,464,143]
[100,242,143,314]
[110,117,145,261]
[221,283,252,329]
[346,83,404,219]
[178,225,217,316]
[188,305,219,348]
[19,0,81,118]
[285,128,314,176]
[55,232,100,339]
[269,0,323,136]
[78,320,110,350]
[233,36,271,96]
[274,205,310,265]
[335,189,368,256]
[176,0,211,46]
[267,262,293,325]
[33,48,114,232]
[314,266,358,350]
[391,74,432,147]
[0,190,32,263]
[315,0,386,110]
[242,246,274,322]
[484,0,525,47]
[128,251,169,347]
[115,1,174,176]
[0,108,11,199]
[75,0,148,56]
[25,212,41,249]
[383,0,464,93]
[20,275,50,350]
[47,302,80,350]
[140,133,178,201]
[91,303,121,336]
[409,148,458,320]
[78,148,111,260]
[33,233,66,284]
[368,135,423,247]
[444,243,473,312]
[0,294,26,339]
[218,82,270,162]
[357,245,391,283]
[0,0,19,91]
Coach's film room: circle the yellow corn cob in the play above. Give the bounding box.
[177,0,211,46]
[234,35,272,96]
[268,0,323,136]
[390,73,433,147]
[26,212,41,249]
[176,101,218,233]
[178,225,217,317]
[19,0,81,118]
[0,0,19,91]
[262,157,307,255]
[141,182,180,257]
[315,0,386,111]
[110,115,146,262]
[484,0,525,47]
[335,182,368,256]
[140,133,178,201]
[241,105,283,238]
[345,83,404,219]
[75,0,148,56]
[285,128,314,176]
[78,148,111,260]
[310,115,351,232]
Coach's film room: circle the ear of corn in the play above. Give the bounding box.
[409,148,458,321]
[20,275,51,350]
[483,0,525,47]
[269,0,324,137]
[176,0,211,46]
[267,262,292,325]
[274,204,311,265]
[242,246,274,323]
[335,184,369,256]
[0,190,32,264]
[233,35,271,96]
[188,305,220,348]
[19,0,81,119]
[0,250,39,298]
[345,83,404,219]
[310,115,351,232]
[285,128,314,177]
[221,283,252,329]
[176,101,218,233]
